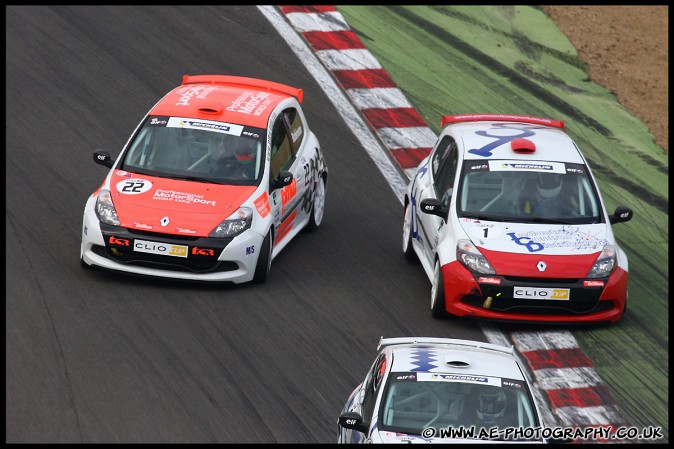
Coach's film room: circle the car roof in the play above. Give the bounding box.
[383,337,525,381]
[149,75,303,129]
[443,114,586,164]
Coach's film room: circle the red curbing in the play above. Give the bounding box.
[281,5,436,171]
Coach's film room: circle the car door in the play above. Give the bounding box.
[342,352,386,443]
[417,135,459,267]
[268,107,308,246]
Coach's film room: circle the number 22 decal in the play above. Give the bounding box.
[116,178,152,195]
[122,181,144,192]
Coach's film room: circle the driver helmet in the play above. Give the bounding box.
[477,387,507,424]
[536,173,563,198]
[208,132,227,156]
[234,140,257,165]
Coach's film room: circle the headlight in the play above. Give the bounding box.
[457,239,495,274]
[209,207,253,238]
[587,245,616,278]
[95,189,120,226]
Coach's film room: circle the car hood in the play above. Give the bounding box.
[459,219,610,277]
[109,170,257,237]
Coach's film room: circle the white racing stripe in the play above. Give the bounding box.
[511,330,580,352]
[535,367,606,390]
[284,11,350,32]
[555,405,628,426]
[377,126,439,150]
[346,87,411,110]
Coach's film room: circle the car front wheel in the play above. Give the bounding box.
[253,230,273,283]
[402,202,418,262]
[431,260,448,318]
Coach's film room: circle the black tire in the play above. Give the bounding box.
[305,175,326,232]
[402,202,418,262]
[252,230,273,283]
[431,260,448,319]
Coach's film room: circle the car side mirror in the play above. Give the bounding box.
[338,411,369,434]
[420,198,447,221]
[610,206,633,224]
[93,150,114,169]
[272,171,294,190]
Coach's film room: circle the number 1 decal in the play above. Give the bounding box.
[469,223,504,240]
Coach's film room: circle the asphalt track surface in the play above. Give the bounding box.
[5,6,490,443]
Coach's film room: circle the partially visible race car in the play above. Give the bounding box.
[81,75,327,283]
[338,337,546,443]
[402,114,633,323]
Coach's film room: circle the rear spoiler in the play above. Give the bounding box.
[377,336,514,355]
[441,114,564,129]
[182,74,303,103]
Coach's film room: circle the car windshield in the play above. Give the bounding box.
[457,160,602,224]
[380,372,540,441]
[120,116,266,186]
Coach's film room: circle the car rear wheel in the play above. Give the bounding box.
[306,175,326,232]
[402,202,418,262]
[252,230,273,283]
[431,260,448,318]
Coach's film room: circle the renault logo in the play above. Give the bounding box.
[537,261,547,272]
[160,217,170,227]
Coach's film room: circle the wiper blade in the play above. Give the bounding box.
[526,217,576,224]
[165,175,213,183]
[460,212,508,222]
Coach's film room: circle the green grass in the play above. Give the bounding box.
[336,5,668,441]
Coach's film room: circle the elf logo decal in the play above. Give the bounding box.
[468,124,539,158]
[507,232,544,252]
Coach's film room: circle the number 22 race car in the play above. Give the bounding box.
[81,75,328,284]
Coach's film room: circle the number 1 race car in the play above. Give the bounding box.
[403,114,633,323]
[81,75,328,283]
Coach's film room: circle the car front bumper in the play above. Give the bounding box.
[81,209,265,283]
[441,260,627,324]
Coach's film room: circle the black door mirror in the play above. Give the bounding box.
[420,198,447,220]
[93,150,114,168]
[338,411,369,434]
[610,206,633,224]
[272,171,294,190]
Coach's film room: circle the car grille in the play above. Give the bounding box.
[465,276,608,315]
[92,244,238,273]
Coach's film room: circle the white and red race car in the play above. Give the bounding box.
[403,114,632,323]
[81,75,327,283]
